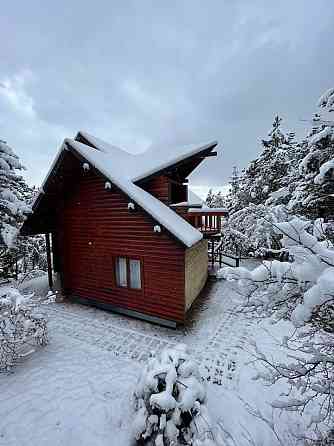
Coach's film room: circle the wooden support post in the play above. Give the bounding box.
[45,233,53,289]
[211,238,215,268]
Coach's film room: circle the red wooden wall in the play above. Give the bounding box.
[140,175,170,204]
[57,170,186,323]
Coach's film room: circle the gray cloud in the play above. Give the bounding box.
[1,0,333,188]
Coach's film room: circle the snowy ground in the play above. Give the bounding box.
[0,264,307,446]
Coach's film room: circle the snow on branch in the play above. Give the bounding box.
[220,217,334,432]
[133,343,217,445]
[0,286,55,372]
[318,87,334,112]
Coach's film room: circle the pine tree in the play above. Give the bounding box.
[0,139,31,278]
[205,189,215,207]
[229,166,240,196]
[220,116,300,255]
[237,115,294,207]
[288,88,334,218]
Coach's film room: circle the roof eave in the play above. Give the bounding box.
[133,141,218,183]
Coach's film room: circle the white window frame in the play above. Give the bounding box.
[115,256,143,290]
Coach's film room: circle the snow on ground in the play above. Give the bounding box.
[0,262,307,446]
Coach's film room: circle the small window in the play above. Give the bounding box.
[115,257,127,287]
[129,259,141,289]
[115,257,142,290]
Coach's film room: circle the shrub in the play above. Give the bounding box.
[133,343,216,445]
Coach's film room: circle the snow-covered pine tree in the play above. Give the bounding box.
[288,88,334,218]
[0,139,31,278]
[229,166,240,196]
[205,189,215,208]
[218,117,299,256]
[211,191,226,208]
[235,115,295,210]
[206,189,227,209]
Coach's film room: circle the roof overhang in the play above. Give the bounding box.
[134,142,218,184]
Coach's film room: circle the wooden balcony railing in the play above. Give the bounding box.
[187,208,228,235]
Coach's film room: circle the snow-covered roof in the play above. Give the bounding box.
[79,131,217,182]
[188,207,228,214]
[33,133,218,247]
[188,189,204,206]
[68,139,203,247]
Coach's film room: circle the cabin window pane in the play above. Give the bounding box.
[129,259,141,289]
[116,257,127,287]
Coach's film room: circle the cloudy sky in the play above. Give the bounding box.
[1,1,333,196]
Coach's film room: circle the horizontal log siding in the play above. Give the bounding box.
[59,171,186,323]
[140,175,170,204]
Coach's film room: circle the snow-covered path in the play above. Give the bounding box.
[45,279,253,390]
[0,273,304,446]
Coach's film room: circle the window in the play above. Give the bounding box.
[129,259,141,289]
[115,257,127,287]
[115,257,142,290]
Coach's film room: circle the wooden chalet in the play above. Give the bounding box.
[22,132,228,327]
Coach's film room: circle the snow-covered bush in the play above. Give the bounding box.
[220,217,334,436]
[0,286,55,372]
[220,204,289,257]
[133,343,216,445]
[18,234,47,275]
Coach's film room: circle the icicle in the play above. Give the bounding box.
[82,162,90,171]
[105,181,111,190]
[154,225,161,233]
[128,202,135,210]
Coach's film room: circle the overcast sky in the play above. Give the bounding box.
[1,1,333,195]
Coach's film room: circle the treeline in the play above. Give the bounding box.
[207,88,334,256]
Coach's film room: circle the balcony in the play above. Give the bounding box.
[187,207,229,236]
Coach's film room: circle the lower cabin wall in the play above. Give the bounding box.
[184,239,208,311]
[57,171,187,324]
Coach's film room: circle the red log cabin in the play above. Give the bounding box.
[21,132,228,327]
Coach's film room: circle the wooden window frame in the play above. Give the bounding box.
[114,255,144,292]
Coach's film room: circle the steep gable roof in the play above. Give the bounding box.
[68,139,203,247]
[29,133,218,247]
[77,131,217,182]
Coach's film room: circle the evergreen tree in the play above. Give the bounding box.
[0,139,31,278]
[220,116,300,255]
[206,189,228,208]
[235,115,295,210]
[288,88,334,218]
[205,189,215,207]
[229,166,240,196]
